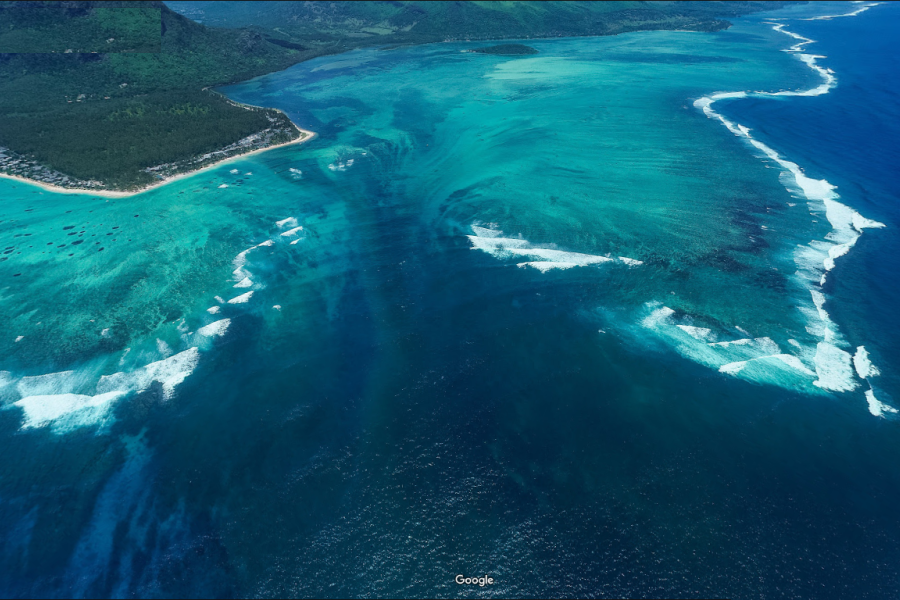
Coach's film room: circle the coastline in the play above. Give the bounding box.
[0,5,794,201]
[0,120,316,199]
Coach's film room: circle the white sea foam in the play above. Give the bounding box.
[865,389,897,418]
[207,306,220,314]
[280,226,303,237]
[234,277,253,288]
[853,346,880,379]
[737,355,820,387]
[0,371,14,402]
[513,249,614,267]
[814,198,884,285]
[14,391,126,431]
[813,342,857,392]
[97,347,200,401]
[276,217,298,228]
[233,250,252,279]
[803,2,881,20]
[328,160,353,172]
[709,337,781,355]
[197,319,231,338]
[771,354,816,376]
[636,302,819,389]
[708,338,786,367]
[695,19,883,300]
[719,361,747,375]
[15,336,23,342]
[803,289,843,344]
[719,352,819,385]
[218,184,228,189]
[273,305,282,311]
[642,306,675,328]
[517,261,579,272]
[156,339,172,358]
[467,234,531,255]
[677,325,716,342]
[468,225,635,272]
[770,22,815,52]
[232,240,275,279]
[228,291,253,304]
[471,225,502,238]
[230,169,239,174]
[685,14,887,408]
[17,370,81,397]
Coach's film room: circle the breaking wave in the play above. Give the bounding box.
[2,215,307,434]
[674,10,891,415]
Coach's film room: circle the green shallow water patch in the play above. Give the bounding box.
[0,149,357,374]
[222,26,825,340]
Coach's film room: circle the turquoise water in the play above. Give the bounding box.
[2,2,900,597]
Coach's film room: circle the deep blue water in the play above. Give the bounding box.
[1,3,900,598]
[719,4,900,409]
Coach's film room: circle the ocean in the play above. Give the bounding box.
[1,2,899,597]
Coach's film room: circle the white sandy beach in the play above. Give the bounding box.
[0,125,317,199]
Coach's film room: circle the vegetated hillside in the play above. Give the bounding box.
[0,1,323,189]
[0,0,162,53]
[0,1,801,190]
[166,1,799,46]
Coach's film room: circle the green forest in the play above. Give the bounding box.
[0,1,319,190]
[0,1,798,190]
[0,92,295,188]
[0,1,161,53]
[166,1,797,45]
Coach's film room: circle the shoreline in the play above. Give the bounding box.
[0,120,317,199]
[0,5,792,201]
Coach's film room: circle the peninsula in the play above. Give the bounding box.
[0,1,321,193]
[0,1,801,193]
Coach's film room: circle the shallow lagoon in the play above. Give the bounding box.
[2,3,899,597]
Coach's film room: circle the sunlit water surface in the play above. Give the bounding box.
[1,2,899,597]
